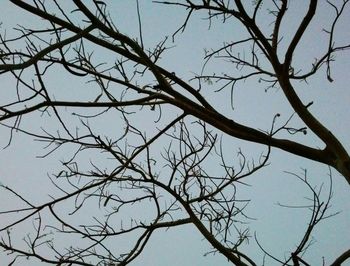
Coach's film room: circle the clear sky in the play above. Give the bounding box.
[0,1,350,266]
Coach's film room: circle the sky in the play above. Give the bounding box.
[0,1,350,266]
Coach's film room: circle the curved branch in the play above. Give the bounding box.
[0,24,95,72]
[284,0,317,66]
[330,249,350,266]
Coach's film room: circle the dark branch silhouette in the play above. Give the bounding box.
[1,1,349,265]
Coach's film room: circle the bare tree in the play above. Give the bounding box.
[0,0,349,265]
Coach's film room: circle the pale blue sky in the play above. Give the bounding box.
[1,1,350,265]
